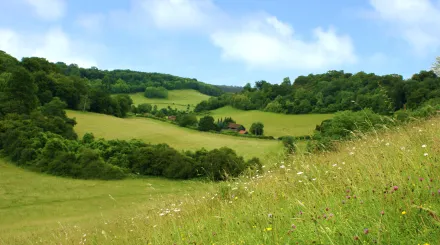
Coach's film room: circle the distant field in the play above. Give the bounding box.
[0,160,214,242]
[204,106,333,137]
[67,110,283,160]
[124,89,210,110]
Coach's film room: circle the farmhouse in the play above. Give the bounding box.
[227,123,242,131]
[168,115,177,121]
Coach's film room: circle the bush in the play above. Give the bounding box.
[144,86,168,99]
[250,122,264,135]
[197,147,260,181]
[198,116,218,131]
[177,114,198,127]
[281,136,296,153]
[137,103,153,114]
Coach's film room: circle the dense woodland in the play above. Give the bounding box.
[195,70,440,115]
[56,62,225,96]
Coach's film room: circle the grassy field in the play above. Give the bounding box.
[204,106,333,137]
[0,160,216,243]
[3,116,439,244]
[125,89,210,110]
[66,110,284,160]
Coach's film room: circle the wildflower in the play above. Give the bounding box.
[422,144,427,148]
[402,211,406,215]
[393,186,398,191]
[424,153,429,157]
[349,152,354,156]
[312,178,317,181]
[291,224,296,229]
[385,142,390,146]
[364,228,369,234]
[268,213,273,218]
[326,207,329,211]
[419,178,424,182]
[265,227,272,231]
[297,171,304,175]
[332,164,337,167]
[235,196,238,200]
[354,236,359,240]
[381,210,385,216]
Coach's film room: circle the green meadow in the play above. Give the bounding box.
[2,116,439,244]
[66,110,284,160]
[125,89,211,110]
[204,106,333,137]
[0,160,215,243]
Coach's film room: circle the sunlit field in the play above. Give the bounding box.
[0,161,215,243]
[66,110,284,160]
[205,106,333,137]
[125,89,210,110]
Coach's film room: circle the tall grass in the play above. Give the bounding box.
[4,117,439,244]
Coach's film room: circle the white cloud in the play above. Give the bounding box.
[368,0,440,53]
[210,16,357,70]
[138,0,219,30]
[76,13,106,32]
[24,0,66,21]
[129,0,357,70]
[0,27,98,68]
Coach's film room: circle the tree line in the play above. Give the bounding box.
[195,70,440,115]
[55,62,224,96]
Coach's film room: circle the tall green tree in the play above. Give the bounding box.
[250,122,264,136]
[0,67,39,115]
[198,116,217,131]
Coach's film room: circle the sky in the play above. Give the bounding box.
[0,0,439,86]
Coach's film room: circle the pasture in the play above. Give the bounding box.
[125,89,210,110]
[204,106,333,137]
[0,160,214,243]
[66,110,284,160]
[3,115,439,244]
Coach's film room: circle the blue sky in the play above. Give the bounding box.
[0,0,439,86]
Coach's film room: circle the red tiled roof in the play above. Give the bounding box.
[228,123,241,129]
[239,130,247,134]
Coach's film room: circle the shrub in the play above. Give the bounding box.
[281,136,296,153]
[144,86,168,99]
[198,116,218,131]
[177,114,198,127]
[250,122,264,136]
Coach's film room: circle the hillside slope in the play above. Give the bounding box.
[67,110,283,160]
[205,106,333,137]
[126,89,211,110]
[3,116,439,244]
[0,160,214,242]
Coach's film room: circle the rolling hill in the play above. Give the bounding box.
[125,89,211,110]
[66,110,283,160]
[204,106,333,137]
